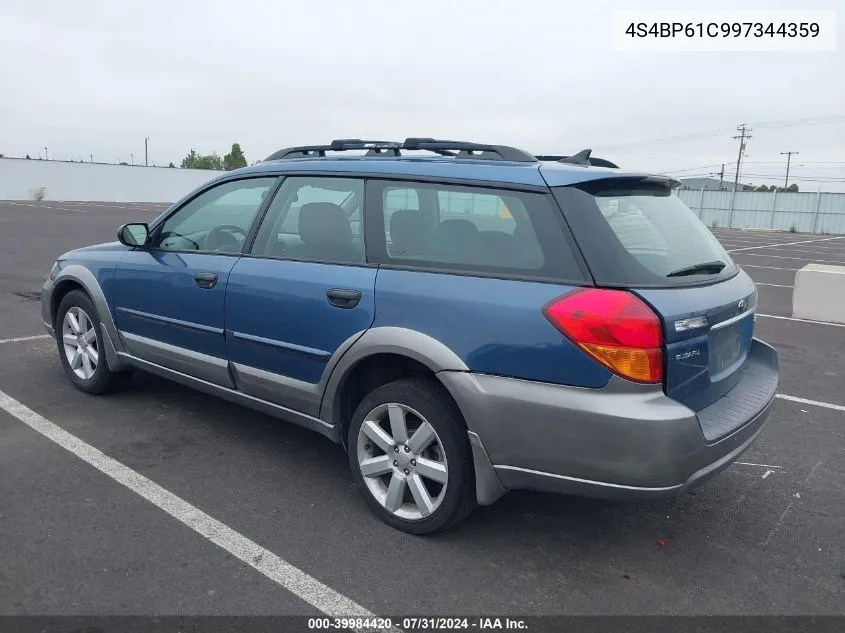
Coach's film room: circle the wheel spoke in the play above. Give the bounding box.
[85,346,99,365]
[387,404,408,444]
[82,352,93,378]
[415,456,448,484]
[407,422,436,454]
[359,455,393,478]
[408,474,434,517]
[70,348,83,369]
[83,328,96,344]
[66,311,81,334]
[62,333,77,346]
[361,420,395,453]
[77,309,88,333]
[384,474,406,513]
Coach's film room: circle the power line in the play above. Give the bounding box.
[753,115,845,129]
[742,173,845,180]
[594,127,734,151]
[594,115,845,152]
[743,161,845,165]
[657,163,733,174]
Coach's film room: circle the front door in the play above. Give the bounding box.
[225,176,376,415]
[112,176,278,386]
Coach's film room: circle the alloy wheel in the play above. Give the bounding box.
[356,402,449,521]
[61,306,99,380]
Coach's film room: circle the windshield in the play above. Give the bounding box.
[553,179,737,287]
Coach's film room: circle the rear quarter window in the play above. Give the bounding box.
[366,180,587,282]
[553,179,737,287]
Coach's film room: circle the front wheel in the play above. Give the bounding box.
[348,378,476,534]
[56,290,129,394]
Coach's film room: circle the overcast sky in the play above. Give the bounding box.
[2,0,843,190]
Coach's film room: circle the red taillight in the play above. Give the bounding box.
[543,288,663,383]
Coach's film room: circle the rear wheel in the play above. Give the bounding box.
[348,378,476,534]
[56,290,129,394]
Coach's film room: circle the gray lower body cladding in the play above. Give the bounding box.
[440,338,778,502]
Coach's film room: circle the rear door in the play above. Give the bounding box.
[112,176,277,387]
[225,176,376,416]
[551,178,757,411]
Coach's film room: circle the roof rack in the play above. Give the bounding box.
[263,138,537,162]
[534,149,619,169]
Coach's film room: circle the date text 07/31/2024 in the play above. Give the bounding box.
[307,617,528,630]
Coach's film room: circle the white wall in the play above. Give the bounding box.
[677,188,845,235]
[0,157,222,202]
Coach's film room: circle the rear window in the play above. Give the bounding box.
[553,179,737,287]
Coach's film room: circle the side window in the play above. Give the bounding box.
[153,178,276,253]
[380,181,549,272]
[383,186,422,249]
[251,176,365,263]
[437,190,516,234]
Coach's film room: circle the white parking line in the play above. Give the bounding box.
[1,201,86,213]
[755,283,793,288]
[776,394,845,413]
[0,334,49,344]
[757,313,845,328]
[733,252,845,265]
[769,248,845,256]
[0,389,386,626]
[740,264,800,271]
[728,236,845,253]
[736,462,784,469]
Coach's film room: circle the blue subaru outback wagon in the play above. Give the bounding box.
[42,138,779,534]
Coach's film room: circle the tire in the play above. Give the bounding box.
[55,289,130,394]
[348,377,476,534]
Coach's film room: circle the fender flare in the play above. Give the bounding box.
[51,264,127,371]
[318,326,468,426]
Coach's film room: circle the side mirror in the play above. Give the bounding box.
[117,223,150,247]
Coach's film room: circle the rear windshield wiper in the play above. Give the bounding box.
[666,260,727,277]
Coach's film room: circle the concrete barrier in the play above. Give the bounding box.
[0,157,221,202]
[792,263,845,324]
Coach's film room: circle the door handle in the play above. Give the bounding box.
[194,272,218,289]
[327,288,361,309]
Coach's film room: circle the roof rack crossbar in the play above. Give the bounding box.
[264,138,538,162]
[402,138,536,162]
[265,139,402,161]
[265,138,604,164]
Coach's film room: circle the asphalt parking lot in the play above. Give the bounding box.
[0,200,843,617]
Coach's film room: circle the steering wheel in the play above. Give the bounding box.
[159,230,201,250]
[205,224,248,252]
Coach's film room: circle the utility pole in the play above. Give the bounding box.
[90,154,93,163]
[781,151,799,189]
[145,137,150,166]
[719,163,725,188]
[732,124,751,191]
[130,153,134,165]
[43,147,48,160]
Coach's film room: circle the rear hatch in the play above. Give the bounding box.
[550,177,757,412]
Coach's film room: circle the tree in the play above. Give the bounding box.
[224,142,247,171]
[181,149,224,170]
[25,154,31,159]
[785,183,799,193]
[168,162,175,168]
[756,185,770,192]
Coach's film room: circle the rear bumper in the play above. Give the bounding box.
[440,338,778,504]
